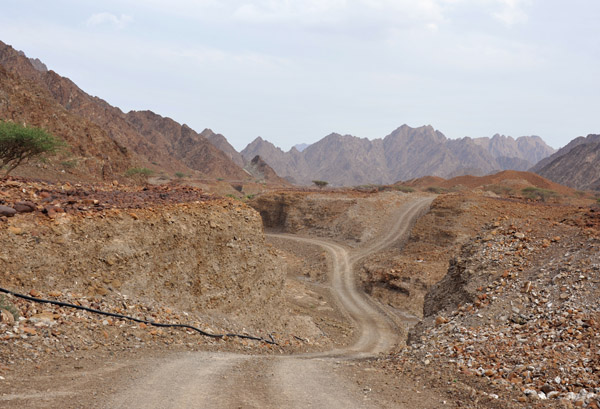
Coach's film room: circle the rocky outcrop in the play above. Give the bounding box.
[125,111,251,181]
[242,125,555,186]
[531,134,600,191]
[244,155,290,186]
[0,198,285,317]
[204,128,245,168]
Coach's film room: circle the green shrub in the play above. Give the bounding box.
[174,172,185,179]
[521,187,558,202]
[484,185,514,196]
[125,167,153,177]
[60,159,78,169]
[425,186,447,194]
[312,180,328,188]
[0,121,65,177]
[395,185,414,193]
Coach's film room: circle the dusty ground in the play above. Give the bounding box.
[1,177,600,408]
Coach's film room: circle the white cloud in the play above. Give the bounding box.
[492,0,529,25]
[86,12,133,29]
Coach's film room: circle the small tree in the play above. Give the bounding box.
[0,121,64,177]
[312,180,328,189]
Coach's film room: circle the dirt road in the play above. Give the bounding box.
[106,197,434,408]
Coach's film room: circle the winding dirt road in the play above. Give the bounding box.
[107,197,434,409]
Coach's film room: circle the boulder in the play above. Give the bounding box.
[14,201,36,213]
[0,205,16,217]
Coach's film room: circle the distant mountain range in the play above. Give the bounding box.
[5,39,596,191]
[241,125,555,186]
[530,134,600,191]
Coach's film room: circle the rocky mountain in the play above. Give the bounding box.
[293,143,309,152]
[204,129,245,168]
[125,111,250,181]
[0,40,251,182]
[531,134,600,191]
[243,155,289,186]
[530,134,600,173]
[242,125,555,186]
[471,134,553,168]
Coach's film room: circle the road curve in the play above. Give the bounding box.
[273,196,433,358]
[106,196,434,409]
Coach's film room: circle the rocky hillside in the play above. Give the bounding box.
[531,134,600,191]
[204,129,245,168]
[243,155,289,186]
[241,125,555,186]
[125,111,250,181]
[0,40,251,183]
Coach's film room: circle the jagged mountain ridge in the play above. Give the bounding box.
[0,40,251,182]
[531,134,600,191]
[241,125,555,186]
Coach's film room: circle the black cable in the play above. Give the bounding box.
[0,287,277,345]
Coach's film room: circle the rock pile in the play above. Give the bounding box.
[399,214,600,407]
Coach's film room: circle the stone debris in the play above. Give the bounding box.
[397,212,600,408]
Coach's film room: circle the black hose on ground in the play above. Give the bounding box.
[0,287,277,345]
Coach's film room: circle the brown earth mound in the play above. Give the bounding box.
[403,170,574,196]
[401,175,446,188]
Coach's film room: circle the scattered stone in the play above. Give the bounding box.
[435,316,448,326]
[14,201,36,213]
[7,226,23,235]
[0,309,15,325]
[0,205,16,217]
[29,289,41,297]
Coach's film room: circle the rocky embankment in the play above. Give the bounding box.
[0,178,300,371]
[399,202,600,407]
[249,190,411,245]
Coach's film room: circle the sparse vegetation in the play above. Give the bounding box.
[312,180,328,189]
[174,172,185,178]
[0,121,65,177]
[125,167,153,177]
[521,186,559,202]
[394,185,414,193]
[0,294,19,320]
[425,186,447,194]
[484,184,514,196]
[60,159,78,169]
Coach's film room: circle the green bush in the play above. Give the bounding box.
[484,185,514,196]
[125,167,153,177]
[312,180,328,189]
[425,186,447,194]
[395,185,414,193]
[174,172,185,179]
[0,121,65,177]
[60,159,78,169]
[521,186,558,202]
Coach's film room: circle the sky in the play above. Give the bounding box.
[1,0,599,151]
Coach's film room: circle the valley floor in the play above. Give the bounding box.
[1,178,599,408]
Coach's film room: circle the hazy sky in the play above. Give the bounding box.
[1,0,599,151]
